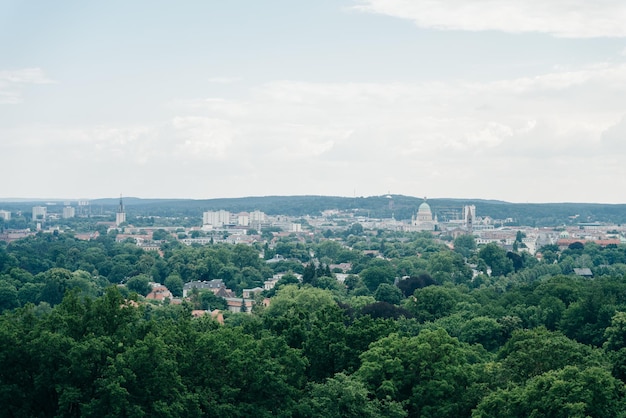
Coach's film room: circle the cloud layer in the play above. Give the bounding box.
[0,68,54,104]
[353,0,626,38]
[3,62,626,202]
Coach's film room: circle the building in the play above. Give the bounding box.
[242,287,264,299]
[203,210,231,227]
[116,196,126,226]
[0,210,10,221]
[410,200,437,231]
[183,279,226,297]
[62,206,75,219]
[32,206,47,221]
[237,212,249,227]
[146,285,173,301]
[463,205,476,232]
[224,297,255,313]
[191,309,224,324]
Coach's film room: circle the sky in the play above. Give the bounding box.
[2,0,626,203]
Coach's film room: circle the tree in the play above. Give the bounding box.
[397,273,437,298]
[360,260,395,292]
[459,316,502,351]
[315,240,344,263]
[478,243,514,277]
[356,329,488,417]
[164,274,184,297]
[426,251,472,284]
[348,223,364,236]
[374,283,403,305]
[473,366,626,418]
[38,268,73,306]
[498,328,601,383]
[405,286,462,322]
[126,274,151,296]
[0,280,19,312]
[314,276,344,293]
[604,311,626,351]
[302,373,406,418]
[361,302,413,320]
[232,244,261,270]
[197,291,227,311]
[151,229,170,241]
[506,251,524,272]
[302,262,317,285]
[263,285,339,348]
[453,234,476,259]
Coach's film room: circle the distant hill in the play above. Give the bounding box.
[2,195,626,226]
[92,195,626,226]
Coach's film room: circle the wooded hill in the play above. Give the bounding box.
[3,195,626,226]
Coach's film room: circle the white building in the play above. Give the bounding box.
[32,206,47,221]
[62,206,75,219]
[237,212,250,227]
[250,210,267,223]
[410,200,437,231]
[0,210,10,221]
[203,210,231,227]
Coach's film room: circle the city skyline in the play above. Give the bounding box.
[2,1,626,203]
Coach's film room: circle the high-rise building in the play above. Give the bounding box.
[0,210,10,221]
[32,206,47,221]
[249,210,267,231]
[203,210,230,227]
[77,200,90,216]
[249,210,267,223]
[116,195,126,226]
[237,212,250,227]
[63,206,75,219]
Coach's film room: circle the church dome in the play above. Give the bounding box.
[418,202,431,213]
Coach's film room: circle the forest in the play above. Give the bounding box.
[2,229,626,417]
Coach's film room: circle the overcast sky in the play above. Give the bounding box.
[2,1,626,203]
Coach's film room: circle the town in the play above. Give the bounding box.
[3,195,626,415]
[1,195,625,313]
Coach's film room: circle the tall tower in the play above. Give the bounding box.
[116,195,126,226]
[463,205,475,234]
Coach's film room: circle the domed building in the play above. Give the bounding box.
[410,199,438,231]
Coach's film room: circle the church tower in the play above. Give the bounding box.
[116,195,126,226]
[463,205,475,234]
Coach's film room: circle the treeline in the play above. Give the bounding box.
[97,195,626,225]
[3,232,626,415]
[4,195,626,225]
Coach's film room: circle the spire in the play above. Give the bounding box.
[116,194,126,227]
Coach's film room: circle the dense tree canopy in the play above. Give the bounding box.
[2,228,626,416]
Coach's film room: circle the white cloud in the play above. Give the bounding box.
[353,0,626,38]
[4,62,626,201]
[601,115,626,151]
[170,116,236,159]
[0,90,21,104]
[207,77,242,84]
[0,68,55,104]
[0,68,55,84]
